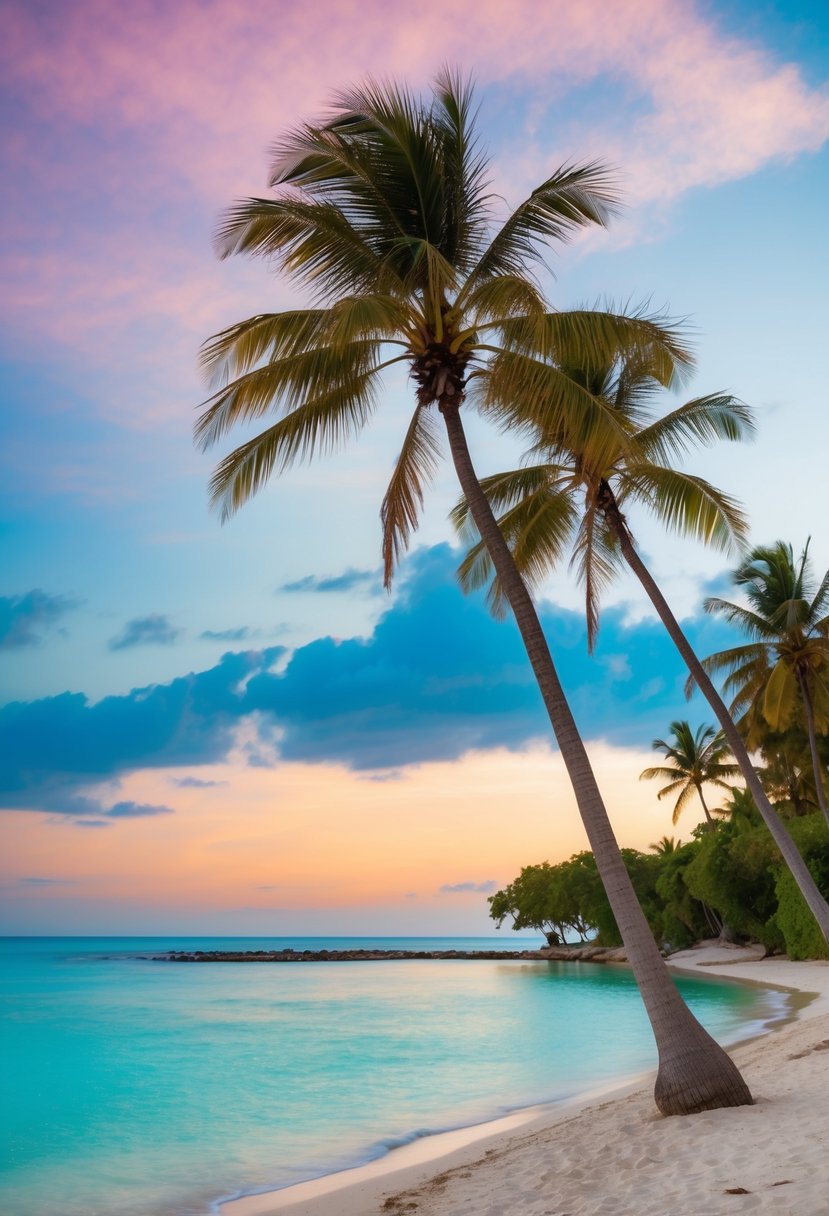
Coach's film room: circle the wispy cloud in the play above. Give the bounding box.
[0,590,78,649]
[200,627,251,642]
[280,568,381,594]
[109,614,181,651]
[105,801,174,818]
[439,880,499,894]
[19,876,76,886]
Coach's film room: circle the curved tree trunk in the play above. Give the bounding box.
[597,485,829,943]
[440,402,751,1115]
[695,784,715,827]
[794,668,829,831]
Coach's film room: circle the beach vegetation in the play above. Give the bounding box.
[198,71,752,1113]
[494,788,829,958]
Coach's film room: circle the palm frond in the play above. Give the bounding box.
[431,67,492,270]
[450,465,562,535]
[199,302,408,389]
[496,308,695,384]
[622,465,748,551]
[453,469,577,618]
[457,275,546,329]
[569,507,622,650]
[195,340,385,451]
[215,198,396,299]
[207,375,380,520]
[468,162,619,286]
[200,311,331,387]
[637,394,756,465]
[477,349,633,470]
[670,782,699,825]
[703,597,779,640]
[380,405,443,586]
[639,767,687,785]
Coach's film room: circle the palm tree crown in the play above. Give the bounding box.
[700,540,829,826]
[452,343,751,645]
[640,721,739,826]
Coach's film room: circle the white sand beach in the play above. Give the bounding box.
[223,945,829,1216]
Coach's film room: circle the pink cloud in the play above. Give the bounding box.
[1,0,826,426]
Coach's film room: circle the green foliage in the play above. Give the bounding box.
[652,842,713,949]
[488,855,600,943]
[773,815,829,960]
[490,848,667,948]
[682,792,783,949]
[490,786,829,957]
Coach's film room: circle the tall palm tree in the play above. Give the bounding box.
[640,721,739,827]
[700,541,829,829]
[453,346,829,941]
[196,73,750,1113]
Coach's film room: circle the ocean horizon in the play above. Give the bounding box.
[0,935,790,1216]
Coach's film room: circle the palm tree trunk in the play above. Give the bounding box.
[695,784,715,826]
[598,484,829,943]
[440,401,752,1115]
[794,668,829,831]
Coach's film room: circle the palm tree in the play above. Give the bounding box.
[196,73,750,1113]
[700,541,829,829]
[650,835,683,855]
[640,721,739,827]
[452,345,829,941]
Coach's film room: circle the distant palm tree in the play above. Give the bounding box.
[650,835,683,855]
[452,345,829,941]
[640,721,739,827]
[700,541,829,829]
[197,73,751,1113]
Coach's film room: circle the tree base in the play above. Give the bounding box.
[654,1038,753,1115]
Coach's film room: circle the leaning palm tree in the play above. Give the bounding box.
[640,721,739,827]
[700,541,829,829]
[453,345,829,941]
[196,73,750,1113]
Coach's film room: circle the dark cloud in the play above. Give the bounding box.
[109,614,181,651]
[0,544,741,816]
[0,590,78,649]
[200,627,251,642]
[440,880,499,894]
[280,567,381,594]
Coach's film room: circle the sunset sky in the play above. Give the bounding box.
[2,0,828,935]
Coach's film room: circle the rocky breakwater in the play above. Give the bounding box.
[157,946,630,963]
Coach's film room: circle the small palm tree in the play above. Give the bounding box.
[197,73,750,1113]
[452,344,829,941]
[640,721,739,827]
[700,541,829,828]
[650,835,683,855]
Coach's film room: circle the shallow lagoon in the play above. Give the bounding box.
[0,937,788,1216]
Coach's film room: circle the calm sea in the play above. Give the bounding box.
[0,936,789,1216]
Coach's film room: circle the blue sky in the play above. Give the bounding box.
[1,0,828,933]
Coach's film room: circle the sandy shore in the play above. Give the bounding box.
[222,945,829,1216]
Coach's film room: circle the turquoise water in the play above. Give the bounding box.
[1,936,789,1216]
